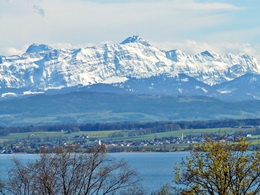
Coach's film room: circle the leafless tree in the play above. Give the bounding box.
[1,145,144,195]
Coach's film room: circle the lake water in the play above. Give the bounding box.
[0,152,189,194]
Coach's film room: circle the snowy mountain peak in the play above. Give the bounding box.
[165,49,187,62]
[26,43,52,53]
[200,50,218,59]
[121,35,151,46]
[1,36,260,101]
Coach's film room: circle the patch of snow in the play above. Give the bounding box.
[101,77,128,84]
[178,88,183,94]
[195,86,208,93]
[246,93,260,100]
[1,92,18,97]
[181,78,189,82]
[23,91,44,95]
[126,88,134,92]
[217,90,232,94]
[45,86,64,90]
[250,77,257,83]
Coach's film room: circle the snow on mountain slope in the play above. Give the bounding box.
[166,50,260,85]
[214,74,260,100]
[0,36,176,90]
[0,35,259,101]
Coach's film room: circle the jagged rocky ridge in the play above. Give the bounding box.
[0,35,260,101]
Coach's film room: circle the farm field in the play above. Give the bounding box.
[0,127,253,140]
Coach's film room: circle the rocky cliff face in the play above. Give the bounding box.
[1,35,260,101]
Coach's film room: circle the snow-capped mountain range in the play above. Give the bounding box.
[1,35,260,101]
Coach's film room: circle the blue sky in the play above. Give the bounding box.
[1,0,260,58]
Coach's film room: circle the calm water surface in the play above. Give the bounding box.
[0,152,189,193]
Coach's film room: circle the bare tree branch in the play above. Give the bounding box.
[2,145,144,195]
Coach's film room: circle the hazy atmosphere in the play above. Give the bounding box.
[1,0,260,57]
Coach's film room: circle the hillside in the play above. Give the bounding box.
[1,92,260,126]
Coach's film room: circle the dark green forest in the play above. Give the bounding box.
[1,118,260,136]
[1,92,260,126]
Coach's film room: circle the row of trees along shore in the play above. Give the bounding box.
[1,118,260,135]
[1,135,260,195]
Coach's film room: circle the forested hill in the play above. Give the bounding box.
[1,92,260,126]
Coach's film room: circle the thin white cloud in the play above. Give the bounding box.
[206,27,260,43]
[0,0,255,58]
[0,47,24,56]
[33,5,45,16]
[153,40,260,59]
[174,1,241,11]
[82,0,241,11]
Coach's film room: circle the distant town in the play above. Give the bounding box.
[1,124,259,154]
